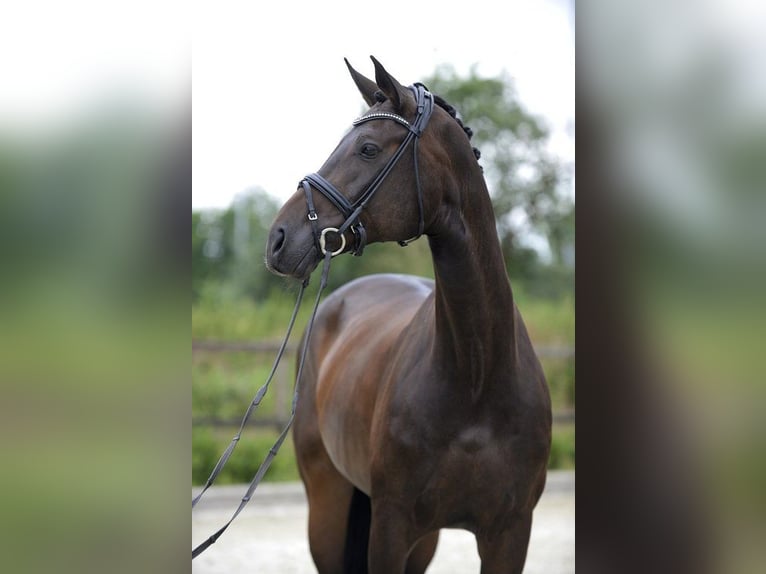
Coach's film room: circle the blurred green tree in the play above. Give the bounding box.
[192,187,284,302]
[423,65,574,278]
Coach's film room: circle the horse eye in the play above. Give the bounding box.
[360,143,379,159]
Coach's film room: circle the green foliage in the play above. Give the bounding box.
[192,349,301,485]
[424,64,574,272]
[192,281,312,340]
[193,359,278,420]
[544,358,576,409]
[549,425,576,470]
[512,285,574,344]
[192,344,299,422]
[192,187,286,302]
[192,427,299,485]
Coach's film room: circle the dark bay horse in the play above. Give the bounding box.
[265,57,551,574]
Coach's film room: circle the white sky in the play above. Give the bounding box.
[0,0,574,210]
[0,1,189,129]
[192,0,574,208]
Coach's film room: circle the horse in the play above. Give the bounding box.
[265,56,552,574]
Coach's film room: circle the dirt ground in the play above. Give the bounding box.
[192,470,574,573]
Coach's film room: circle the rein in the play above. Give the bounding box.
[192,251,333,559]
[301,83,434,257]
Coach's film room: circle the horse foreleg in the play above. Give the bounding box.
[301,464,355,574]
[406,530,440,574]
[476,512,533,574]
[367,502,412,574]
[296,412,356,574]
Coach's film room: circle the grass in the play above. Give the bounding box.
[513,285,575,348]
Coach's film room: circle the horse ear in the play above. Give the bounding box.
[370,56,405,110]
[345,58,378,107]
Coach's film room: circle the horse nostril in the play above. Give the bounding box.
[269,226,286,257]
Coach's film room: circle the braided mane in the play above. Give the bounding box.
[374,85,482,162]
[421,85,482,162]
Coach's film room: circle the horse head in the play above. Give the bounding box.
[265,56,474,281]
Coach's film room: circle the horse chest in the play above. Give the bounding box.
[375,391,536,524]
[402,422,524,531]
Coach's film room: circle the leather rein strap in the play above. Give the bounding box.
[300,83,434,257]
[192,252,333,559]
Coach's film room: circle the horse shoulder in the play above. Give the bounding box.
[308,274,434,489]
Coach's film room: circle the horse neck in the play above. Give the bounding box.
[427,164,517,399]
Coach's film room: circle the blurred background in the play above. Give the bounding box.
[578,1,766,572]
[0,2,189,573]
[2,0,765,572]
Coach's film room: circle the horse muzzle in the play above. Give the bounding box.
[265,223,321,280]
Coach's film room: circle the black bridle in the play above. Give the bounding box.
[301,83,434,257]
